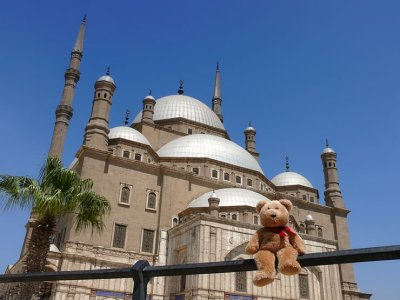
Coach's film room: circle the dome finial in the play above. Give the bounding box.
[124,109,130,126]
[178,80,184,95]
[249,121,252,127]
[149,89,152,95]
[216,62,219,71]
[106,66,110,76]
[82,14,87,24]
[285,155,290,172]
[326,139,329,147]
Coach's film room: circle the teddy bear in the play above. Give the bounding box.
[245,199,306,286]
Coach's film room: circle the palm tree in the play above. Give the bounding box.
[0,157,111,298]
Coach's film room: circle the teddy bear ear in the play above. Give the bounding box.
[279,199,293,212]
[256,200,268,213]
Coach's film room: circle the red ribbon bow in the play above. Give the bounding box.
[270,226,297,238]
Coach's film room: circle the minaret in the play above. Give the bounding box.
[83,68,116,151]
[48,15,86,158]
[141,91,156,124]
[305,213,316,235]
[212,63,223,122]
[244,122,259,161]
[321,140,359,295]
[321,140,345,208]
[208,191,220,217]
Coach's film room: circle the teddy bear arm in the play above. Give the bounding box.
[290,234,306,255]
[245,233,261,255]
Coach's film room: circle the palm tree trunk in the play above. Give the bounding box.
[20,216,56,299]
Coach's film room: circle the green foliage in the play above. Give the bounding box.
[0,156,111,233]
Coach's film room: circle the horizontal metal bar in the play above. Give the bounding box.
[1,245,399,283]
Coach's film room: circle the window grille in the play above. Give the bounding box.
[120,186,130,204]
[147,192,157,209]
[123,151,130,158]
[235,271,247,292]
[113,224,127,248]
[299,274,310,298]
[135,153,142,161]
[141,229,155,253]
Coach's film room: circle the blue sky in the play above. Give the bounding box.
[1,1,400,298]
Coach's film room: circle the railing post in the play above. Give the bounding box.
[131,260,150,300]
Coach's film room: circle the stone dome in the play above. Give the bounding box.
[108,126,151,146]
[188,188,270,208]
[271,171,313,188]
[132,94,225,130]
[96,75,115,84]
[157,134,264,174]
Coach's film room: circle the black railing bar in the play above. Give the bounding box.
[0,245,399,283]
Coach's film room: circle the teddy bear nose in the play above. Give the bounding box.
[270,212,277,218]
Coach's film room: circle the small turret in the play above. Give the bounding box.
[305,213,316,235]
[208,191,220,217]
[83,68,116,150]
[244,122,259,161]
[321,140,345,208]
[141,90,156,124]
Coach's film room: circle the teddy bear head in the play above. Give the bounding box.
[256,199,293,228]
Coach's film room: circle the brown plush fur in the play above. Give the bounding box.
[245,199,306,286]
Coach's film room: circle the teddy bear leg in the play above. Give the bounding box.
[253,250,276,286]
[277,247,301,275]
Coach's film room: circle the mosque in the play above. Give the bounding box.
[1,17,371,300]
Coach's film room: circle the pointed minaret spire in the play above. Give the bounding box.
[212,62,223,122]
[125,109,130,126]
[285,155,290,172]
[177,80,184,95]
[49,16,86,158]
[73,14,86,53]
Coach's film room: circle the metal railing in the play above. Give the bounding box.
[1,245,400,300]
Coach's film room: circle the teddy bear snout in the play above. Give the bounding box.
[269,212,277,218]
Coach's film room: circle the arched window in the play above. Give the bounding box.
[172,217,178,227]
[317,227,323,238]
[235,271,247,292]
[104,93,107,98]
[147,192,157,210]
[120,186,130,204]
[123,150,130,158]
[302,195,307,201]
[247,178,253,187]
[232,214,238,221]
[211,169,219,179]
[224,172,230,181]
[134,153,142,161]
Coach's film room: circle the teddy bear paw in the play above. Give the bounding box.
[252,271,275,287]
[278,261,301,275]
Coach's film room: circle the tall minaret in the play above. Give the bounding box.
[48,15,86,158]
[212,63,223,122]
[321,141,359,296]
[83,69,116,151]
[321,140,345,208]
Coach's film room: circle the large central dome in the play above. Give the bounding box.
[157,134,264,174]
[132,94,225,130]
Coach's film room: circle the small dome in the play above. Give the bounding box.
[144,94,155,101]
[157,134,264,174]
[109,126,151,146]
[271,171,313,188]
[209,191,219,199]
[132,94,225,130]
[306,213,314,221]
[245,126,256,132]
[97,75,115,84]
[188,188,270,208]
[322,147,335,154]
